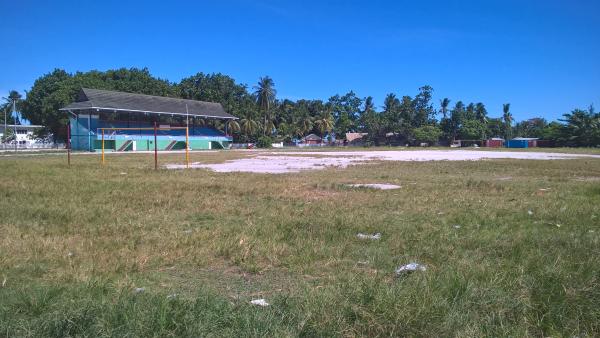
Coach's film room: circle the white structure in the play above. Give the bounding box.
[0,124,45,147]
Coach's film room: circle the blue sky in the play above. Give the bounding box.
[1,0,599,122]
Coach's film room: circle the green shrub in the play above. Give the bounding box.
[256,136,273,148]
[413,125,442,145]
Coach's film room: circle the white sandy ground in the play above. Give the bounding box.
[165,150,600,174]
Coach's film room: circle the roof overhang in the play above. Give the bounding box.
[59,106,238,120]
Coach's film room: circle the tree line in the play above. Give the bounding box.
[2,67,599,147]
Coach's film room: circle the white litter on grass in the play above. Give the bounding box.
[67,251,74,258]
[395,263,427,276]
[166,150,600,174]
[357,232,382,240]
[528,210,534,215]
[183,229,193,234]
[120,172,127,175]
[250,299,269,307]
[453,225,461,229]
[167,293,178,300]
[134,287,145,294]
[347,183,401,190]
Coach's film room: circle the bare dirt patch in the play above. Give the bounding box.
[166,150,600,174]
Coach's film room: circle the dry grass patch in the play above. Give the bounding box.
[1,151,600,336]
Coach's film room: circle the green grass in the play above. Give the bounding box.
[1,150,600,337]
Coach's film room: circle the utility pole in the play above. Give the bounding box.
[3,104,6,144]
[12,98,17,152]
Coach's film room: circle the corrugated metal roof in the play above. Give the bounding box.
[303,133,322,141]
[60,88,236,119]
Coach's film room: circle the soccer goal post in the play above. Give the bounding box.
[98,123,190,170]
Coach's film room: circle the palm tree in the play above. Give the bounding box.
[195,118,207,127]
[299,116,313,136]
[475,103,488,124]
[226,120,240,135]
[440,98,451,119]
[314,110,334,141]
[264,119,276,136]
[2,91,22,144]
[383,93,399,112]
[253,76,276,135]
[240,118,259,136]
[364,96,375,114]
[503,103,513,139]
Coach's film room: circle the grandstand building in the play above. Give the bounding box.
[60,88,236,151]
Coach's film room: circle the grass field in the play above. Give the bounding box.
[1,150,600,337]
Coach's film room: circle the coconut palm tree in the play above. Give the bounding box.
[314,110,334,141]
[299,116,313,136]
[240,118,259,136]
[440,98,451,119]
[475,103,488,124]
[195,118,207,127]
[364,96,375,114]
[503,103,513,139]
[383,93,399,113]
[264,119,276,136]
[226,120,240,135]
[2,91,22,144]
[253,76,276,135]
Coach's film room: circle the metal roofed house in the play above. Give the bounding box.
[300,133,322,145]
[484,137,505,148]
[60,88,237,151]
[345,132,368,146]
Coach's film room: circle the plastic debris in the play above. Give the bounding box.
[250,299,269,307]
[183,229,193,234]
[120,172,127,175]
[134,287,145,294]
[357,232,382,240]
[453,225,461,229]
[528,210,534,215]
[347,183,401,190]
[395,263,427,276]
[167,293,178,300]
[67,251,74,258]
[1,278,6,288]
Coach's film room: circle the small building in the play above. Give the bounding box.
[60,88,237,152]
[485,138,504,148]
[301,133,322,145]
[507,137,539,148]
[452,139,484,148]
[0,124,46,147]
[345,132,368,146]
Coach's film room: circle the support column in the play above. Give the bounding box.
[88,115,91,152]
